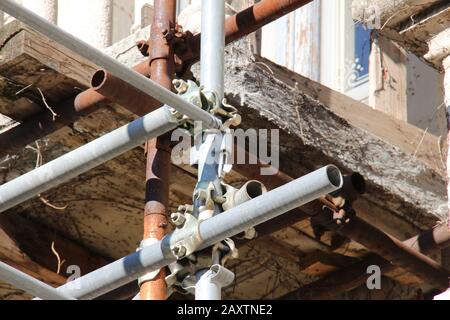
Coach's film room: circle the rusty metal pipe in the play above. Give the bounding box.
[187,0,313,60]
[282,223,450,300]
[224,0,313,44]
[91,69,162,117]
[338,217,449,290]
[140,0,176,301]
[403,223,450,253]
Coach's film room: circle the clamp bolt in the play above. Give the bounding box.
[172,244,187,258]
[171,212,186,228]
[173,79,188,94]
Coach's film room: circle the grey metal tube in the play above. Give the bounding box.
[0,0,221,129]
[198,165,343,247]
[0,107,177,213]
[0,261,74,300]
[49,165,341,299]
[53,240,173,300]
[197,0,226,216]
[201,0,225,100]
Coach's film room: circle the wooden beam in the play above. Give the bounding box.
[252,54,445,177]
[352,0,443,30]
[0,211,143,300]
[0,226,65,287]
[0,212,110,275]
[0,20,96,122]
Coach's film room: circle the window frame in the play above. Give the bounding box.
[320,0,370,103]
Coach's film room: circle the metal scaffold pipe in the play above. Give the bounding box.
[0,107,180,213]
[48,165,342,300]
[140,0,176,300]
[0,261,75,300]
[200,0,225,100]
[195,1,227,300]
[0,0,220,130]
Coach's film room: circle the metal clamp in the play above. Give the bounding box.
[137,238,161,286]
[169,211,203,259]
[205,264,235,288]
[194,182,217,220]
[172,79,241,130]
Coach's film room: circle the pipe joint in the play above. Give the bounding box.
[195,265,235,300]
[137,238,161,286]
[221,180,267,211]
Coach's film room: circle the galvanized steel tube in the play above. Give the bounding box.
[198,165,342,247]
[200,0,225,100]
[0,107,178,213]
[54,240,173,300]
[0,261,75,300]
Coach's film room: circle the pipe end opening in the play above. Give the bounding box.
[91,70,107,89]
[245,181,266,199]
[350,172,366,194]
[327,166,343,188]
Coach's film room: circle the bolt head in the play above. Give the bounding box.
[170,212,186,227]
[172,244,187,258]
[173,79,188,94]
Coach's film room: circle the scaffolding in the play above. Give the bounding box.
[0,0,449,300]
[0,0,343,300]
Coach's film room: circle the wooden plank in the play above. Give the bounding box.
[254,55,445,177]
[369,36,408,121]
[0,21,96,121]
[0,212,110,275]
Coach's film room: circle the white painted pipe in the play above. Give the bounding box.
[200,0,225,100]
[195,265,234,300]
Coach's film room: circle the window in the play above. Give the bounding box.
[320,0,370,103]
